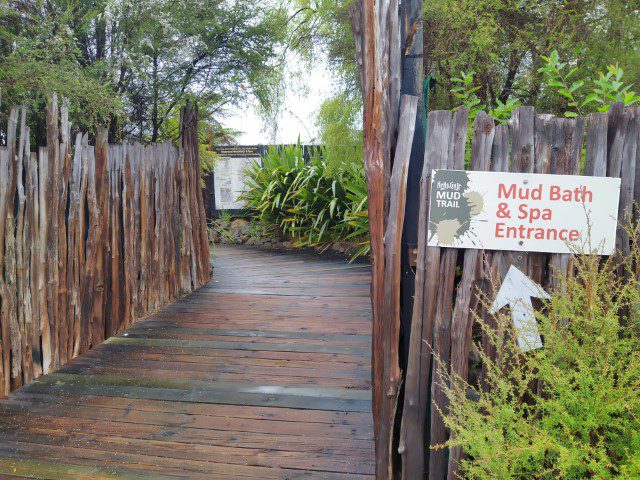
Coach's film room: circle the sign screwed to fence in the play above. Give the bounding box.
[401,105,640,480]
[427,170,621,254]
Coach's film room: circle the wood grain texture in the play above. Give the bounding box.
[401,104,638,479]
[446,111,493,478]
[0,102,210,396]
[381,94,418,472]
[428,107,468,480]
[0,245,374,479]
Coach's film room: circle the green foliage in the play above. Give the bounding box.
[316,92,363,178]
[436,243,640,479]
[0,0,293,143]
[291,0,360,93]
[451,57,640,123]
[0,13,123,135]
[451,71,521,124]
[425,0,640,115]
[240,144,369,259]
[290,0,363,163]
[217,210,234,223]
[539,51,640,118]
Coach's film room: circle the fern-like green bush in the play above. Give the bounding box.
[436,246,640,479]
[240,144,369,259]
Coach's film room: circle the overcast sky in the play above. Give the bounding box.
[223,52,333,146]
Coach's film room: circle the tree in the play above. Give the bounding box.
[424,0,640,114]
[0,0,291,143]
[290,0,364,171]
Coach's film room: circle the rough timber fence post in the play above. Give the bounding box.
[350,0,411,475]
[0,98,211,398]
[399,0,424,384]
[0,115,12,395]
[45,96,60,370]
[382,94,418,473]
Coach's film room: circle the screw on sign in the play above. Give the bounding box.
[489,265,550,352]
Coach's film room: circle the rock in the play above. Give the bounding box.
[282,241,293,249]
[230,219,249,230]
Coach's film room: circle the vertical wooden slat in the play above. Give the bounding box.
[37,146,51,373]
[479,124,510,389]
[58,100,71,365]
[67,133,84,358]
[22,132,35,384]
[399,109,451,479]
[348,0,395,474]
[379,94,418,477]
[80,143,97,354]
[28,151,41,378]
[16,107,30,385]
[447,111,494,478]
[546,117,586,293]
[3,108,20,390]
[584,112,608,177]
[530,114,554,286]
[45,95,60,370]
[428,107,467,480]
[0,145,9,394]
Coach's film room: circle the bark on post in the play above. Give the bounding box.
[350,0,411,475]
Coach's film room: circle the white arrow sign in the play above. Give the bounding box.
[490,265,550,352]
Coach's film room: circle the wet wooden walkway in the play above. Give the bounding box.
[0,245,374,479]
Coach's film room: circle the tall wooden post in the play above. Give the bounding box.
[398,0,425,476]
[350,0,422,477]
[399,0,424,367]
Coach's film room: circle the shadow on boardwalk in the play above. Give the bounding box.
[0,244,374,479]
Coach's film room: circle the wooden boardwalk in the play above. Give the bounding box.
[0,245,374,479]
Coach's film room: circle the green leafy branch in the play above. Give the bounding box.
[451,70,522,124]
[539,50,640,117]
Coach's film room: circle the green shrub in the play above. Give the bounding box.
[240,143,369,259]
[436,244,640,478]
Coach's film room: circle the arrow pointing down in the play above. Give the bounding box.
[490,265,550,352]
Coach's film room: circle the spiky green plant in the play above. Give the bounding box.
[240,143,369,259]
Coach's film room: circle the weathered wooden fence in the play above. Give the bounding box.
[0,96,211,396]
[401,104,639,479]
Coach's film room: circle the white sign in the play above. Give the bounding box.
[427,170,621,254]
[490,266,550,352]
[213,155,256,210]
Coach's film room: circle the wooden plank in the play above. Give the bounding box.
[428,107,469,480]
[446,110,494,478]
[584,112,608,177]
[380,95,418,470]
[0,146,9,395]
[2,108,19,392]
[0,244,373,478]
[45,95,61,371]
[546,117,585,293]
[15,107,29,386]
[399,109,452,479]
[57,99,71,366]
